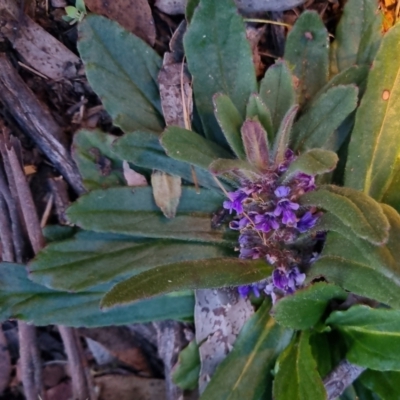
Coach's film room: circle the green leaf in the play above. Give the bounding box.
[259,60,295,138]
[161,126,232,170]
[308,231,400,309]
[327,305,400,371]
[272,282,347,330]
[151,171,181,218]
[310,333,334,378]
[30,231,230,291]
[241,119,270,170]
[281,149,338,182]
[66,187,232,243]
[246,94,274,144]
[335,0,381,71]
[184,0,257,145]
[77,15,163,132]
[209,158,259,178]
[359,370,400,400]
[300,185,389,245]
[345,23,400,200]
[101,258,273,307]
[172,340,200,390]
[42,225,77,243]
[200,300,293,400]
[284,11,329,106]
[272,105,298,165]
[291,85,358,152]
[273,331,327,400]
[72,129,125,190]
[112,131,220,190]
[213,94,245,159]
[0,262,194,327]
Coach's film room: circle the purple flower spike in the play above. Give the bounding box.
[223,190,247,214]
[297,211,319,232]
[254,213,280,232]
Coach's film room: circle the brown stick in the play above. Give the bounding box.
[58,326,92,400]
[0,54,85,194]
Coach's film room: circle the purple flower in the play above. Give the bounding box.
[297,211,319,232]
[238,284,261,298]
[287,267,305,291]
[229,217,248,230]
[274,186,291,198]
[274,199,299,226]
[272,269,289,291]
[296,173,316,192]
[223,190,247,214]
[254,212,280,232]
[272,267,305,294]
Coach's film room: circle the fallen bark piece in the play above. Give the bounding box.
[0,55,85,195]
[0,0,81,80]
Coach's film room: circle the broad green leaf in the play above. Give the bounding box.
[271,282,347,330]
[241,119,269,170]
[311,65,369,103]
[291,85,358,152]
[200,300,293,400]
[30,231,231,291]
[246,94,273,144]
[112,131,220,190]
[281,149,338,182]
[42,225,77,243]
[381,159,400,213]
[151,171,181,218]
[172,340,200,390]
[259,60,295,137]
[161,126,232,170]
[308,231,400,308]
[272,105,298,165]
[213,94,245,159]
[335,0,381,71]
[101,258,273,307]
[184,0,257,145]
[353,381,378,400]
[284,11,329,106]
[327,305,400,371]
[300,185,389,245]
[209,158,259,178]
[345,23,400,200]
[359,370,400,399]
[273,331,326,400]
[72,129,125,190]
[0,262,194,327]
[66,187,232,243]
[310,333,333,377]
[78,15,163,132]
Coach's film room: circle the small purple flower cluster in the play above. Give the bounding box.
[223,150,321,302]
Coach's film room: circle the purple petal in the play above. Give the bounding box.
[238,285,251,297]
[272,269,288,290]
[274,186,290,198]
[297,211,319,232]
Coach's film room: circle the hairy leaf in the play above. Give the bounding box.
[259,60,295,137]
[172,340,200,390]
[161,126,232,170]
[282,149,338,182]
[345,23,400,201]
[284,11,329,106]
[78,15,163,132]
[327,305,400,371]
[184,0,257,145]
[241,119,270,170]
[291,85,358,152]
[213,94,245,159]
[246,94,273,144]
[0,263,194,327]
[200,300,293,400]
[300,185,389,245]
[272,282,347,330]
[72,129,125,190]
[67,187,232,243]
[101,258,273,307]
[273,331,326,400]
[30,231,231,291]
[335,0,381,71]
[113,131,219,190]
